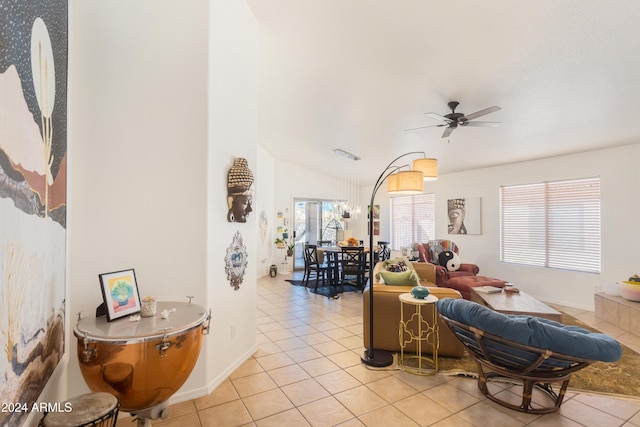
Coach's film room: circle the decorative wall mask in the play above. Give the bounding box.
[225,231,248,290]
[227,158,254,223]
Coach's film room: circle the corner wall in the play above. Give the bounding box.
[68,0,258,404]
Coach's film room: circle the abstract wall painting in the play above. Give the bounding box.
[0,1,68,425]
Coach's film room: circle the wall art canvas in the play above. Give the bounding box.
[0,1,68,425]
[447,197,481,235]
[368,204,380,220]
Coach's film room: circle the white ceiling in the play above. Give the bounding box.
[247,0,640,184]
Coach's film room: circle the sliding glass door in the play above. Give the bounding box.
[292,198,346,270]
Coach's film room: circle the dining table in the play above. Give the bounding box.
[317,246,372,288]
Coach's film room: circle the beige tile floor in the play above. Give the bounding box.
[117,273,640,427]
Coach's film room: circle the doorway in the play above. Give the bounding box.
[292,198,347,270]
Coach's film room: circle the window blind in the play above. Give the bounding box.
[390,193,435,251]
[500,177,601,273]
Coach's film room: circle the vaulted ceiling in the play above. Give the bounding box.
[247,0,640,183]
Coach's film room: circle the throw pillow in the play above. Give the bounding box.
[385,260,409,272]
[438,250,461,271]
[382,256,416,272]
[376,270,419,286]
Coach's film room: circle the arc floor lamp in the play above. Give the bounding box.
[362,152,437,367]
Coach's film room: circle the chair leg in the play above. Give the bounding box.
[476,362,572,414]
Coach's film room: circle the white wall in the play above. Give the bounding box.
[204,0,259,393]
[437,144,640,310]
[67,0,258,407]
[256,145,276,277]
[352,144,640,310]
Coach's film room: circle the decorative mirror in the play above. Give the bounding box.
[225,231,248,290]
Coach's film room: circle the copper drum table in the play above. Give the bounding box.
[74,301,211,426]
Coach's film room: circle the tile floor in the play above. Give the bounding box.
[117,273,640,427]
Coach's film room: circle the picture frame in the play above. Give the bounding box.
[98,268,142,321]
[447,197,482,235]
[367,204,380,220]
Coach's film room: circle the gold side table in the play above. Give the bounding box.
[398,293,439,375]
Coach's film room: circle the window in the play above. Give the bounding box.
[390,193,435,250]
[500,177,601,273]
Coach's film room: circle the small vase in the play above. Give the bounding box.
[411,286,430,299]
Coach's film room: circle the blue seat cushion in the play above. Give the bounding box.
[437,298,622,363]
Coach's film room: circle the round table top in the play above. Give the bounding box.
[74,301,208,342]
[399,293,439,305]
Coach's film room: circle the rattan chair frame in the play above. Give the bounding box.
[440,315,593,414]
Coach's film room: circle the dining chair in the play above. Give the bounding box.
[303,244,330,291]
[340,246,366,290]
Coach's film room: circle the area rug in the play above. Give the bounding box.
[286,280,361,299]
[431,312,640,398]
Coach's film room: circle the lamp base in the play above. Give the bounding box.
[361,349,394,367]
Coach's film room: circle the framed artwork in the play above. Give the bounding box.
[447,197,482,235]
[367,221,380,236]
[368,204,380,219]
[98,269,142,321]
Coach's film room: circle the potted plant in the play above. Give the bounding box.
[286,241,295,257]
[274,237,286,249]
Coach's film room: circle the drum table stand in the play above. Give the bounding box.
[131,401,170,427]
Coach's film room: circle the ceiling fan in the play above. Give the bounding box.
[406,101,501,138]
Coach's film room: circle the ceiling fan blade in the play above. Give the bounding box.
[425,112,453,123]
[404,124,446,132]
[463,121,501,127]
[442,126,455,138]
[463,106,501,121]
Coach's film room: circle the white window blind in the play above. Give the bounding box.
[500,177,601,273]
[390,193,435,250]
